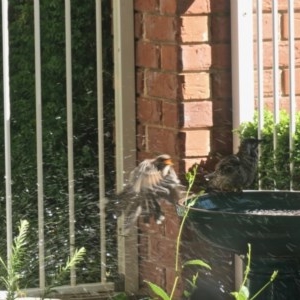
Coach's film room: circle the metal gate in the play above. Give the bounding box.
[1,0,136,296]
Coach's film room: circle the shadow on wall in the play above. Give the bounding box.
[175,0,236,296]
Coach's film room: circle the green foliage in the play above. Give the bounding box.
[0,220,86,300]
[0,0,115,287]
[237,110,300,189]
[44,247,86,297]
[0,220,29,300]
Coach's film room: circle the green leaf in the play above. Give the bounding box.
[144,280,171,300]
[231,286,249,300]
[182,259,211,270]
[111,292,130,300]
[271,270,278,282]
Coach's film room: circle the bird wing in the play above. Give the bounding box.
[129,159,164,193]
[215,155,240,175]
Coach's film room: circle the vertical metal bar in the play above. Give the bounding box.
[34,0,45,289]
[2,0,13,263]
[113,0,138,293]
[230,0,255,151]
[65,0,76,285]
[272,0,279,189]
[230,0,254,290]
[288,0,295,190]
[256,0,264,189]
[272,0,280,125]
[95,0,107,283]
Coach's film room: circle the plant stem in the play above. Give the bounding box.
[249,270,278,300]
[169,166,198,300]
[240,243,251,291]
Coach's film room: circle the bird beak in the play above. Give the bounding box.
[164,159,173,165]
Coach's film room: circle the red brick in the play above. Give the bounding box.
[210,0,230,13]
[147,127,178,155]
[182,101,213,128]
[138,234,150,260]
[212,44,231,69]
[179,130,211,157]
[134,12,143,39]
[139,261,166,290]
[180,73,210,99]
[211,72,232,98]
[161,45,180,71]
[134,0,158,12]
[177,0,210,15]
[144,14,177,42]
[253,69,282,97]
[162,203,180,239]
[254,0,300,12]
[253,41,300,69]
[261,96,300,112]
[149,236,177,267]
[282,68,300,95]
[137,124,146,151]
[136,41,160,68]
[181,44,211,71]
[145,70,179,100]
[162,102,179,127]
[136,69,145,95]
[137,97,162,124]
[160,0,177,14]
[252,13,276,41]
[213,99,232,126]
[211,15,231,43]
[282,13,300,39]
[211,127,233,155]
[180,16,208,43]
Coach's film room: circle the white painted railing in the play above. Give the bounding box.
[1,0,136,296]
[231,0,297,289]
[232,0,297,186]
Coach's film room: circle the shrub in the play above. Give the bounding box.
[237,110,300,190]
[0,0,115,287]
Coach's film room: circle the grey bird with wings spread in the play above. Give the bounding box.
[114,154,186,234]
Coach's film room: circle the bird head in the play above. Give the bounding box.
[240,138,263,156]
[154,154,174,176]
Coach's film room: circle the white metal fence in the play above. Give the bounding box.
[231,0,298,189]
[231,0,298,288]
[1,0,136,296]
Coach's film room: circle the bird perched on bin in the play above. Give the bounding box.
[205,138,262,192]
[112,154,186,234]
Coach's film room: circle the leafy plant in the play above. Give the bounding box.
[231,244,278,300]
[0,220,29,300]
[0,220,86,300]
[44,247,86,297]
[237,110,300,189]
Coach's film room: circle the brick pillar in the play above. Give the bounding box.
[134,0,233,297]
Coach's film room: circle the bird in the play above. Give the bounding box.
[112,154,186,234]
[205,138,262,192]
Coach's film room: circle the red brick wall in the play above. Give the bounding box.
[134,0,300,297]
[134,0,233,297]
[253,0,300,111]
